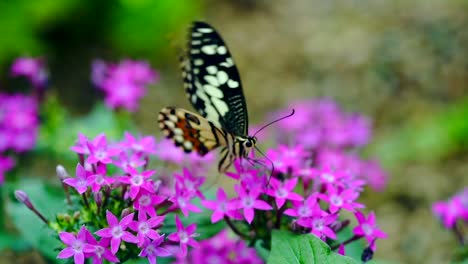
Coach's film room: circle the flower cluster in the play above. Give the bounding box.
[0,57,47,185]
[11,57,48,89]
[268,99,387,191]
[15,98,388,263]
[432,187,468,230]
[174,229,263,264]
[92,59,159,112]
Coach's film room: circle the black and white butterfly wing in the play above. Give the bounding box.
[181,21,249,137]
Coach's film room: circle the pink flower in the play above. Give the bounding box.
[86,135,121,164]
[155,138,185,164]
[70,133,92,155]
[174,168,205,199]
[266,144,307,174]
[432,197,465,228]
[318,185,364,213]
[11,57,48,88]
[63,163,90,194]
[129,213,165,247]
[284,195,325,228]
[92,59,158,112]
[118,167,155,199]
[134,191,166,218]
[139,236,171,263]
[309,214,338,240]
[95,211,138,254]
[234,185,273,224]
[87,163,115,193]
[353,211,387,248]
[201,188,239,223]
[57,226,95,264]
[84,229,119,263]
[120,132,156,155]
[167,215,198,257]
[169,185,202,217]
[266,177,303,208]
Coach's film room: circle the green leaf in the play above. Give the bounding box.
[268,230,359,264]
[6,178,65,260]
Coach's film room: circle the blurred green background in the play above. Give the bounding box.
[1,0,468,263]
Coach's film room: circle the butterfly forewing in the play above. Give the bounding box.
[158,107,227,156]
[181,21,249,136]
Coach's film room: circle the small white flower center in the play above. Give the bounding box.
[322,173,335,183]
[131,174,143,186]
[313,219,324,230]
[139,195,151,207]
[95,245,105,257]
[242,196,254,208]
[95,150,106,160]
[95,174,104,185]
[362,223,373,236]
[179,231,189,244]
[138,222,149,234]
[111,225,123,238]
[330,195,343,206]
[276,187,288,198]
[72,240,84,252]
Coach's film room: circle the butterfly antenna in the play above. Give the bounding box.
[253,146,275,186]
[253,109,295,137]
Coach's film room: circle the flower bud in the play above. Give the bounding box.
[56,165,69,180]
[121,208,132,218]
[14,190,34,210]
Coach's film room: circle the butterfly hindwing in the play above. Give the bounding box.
[181,21,249,136]
[158,107,227,156]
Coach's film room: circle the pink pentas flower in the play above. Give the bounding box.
[285,194,325,228]
[134,190,166,218]
[11,57,48,88]
[353,211,387,247]
[0,129,11,152]
[432,197,465,228]
[119,166,156,199]
[83,228,119,264]
[57,226,95,264]
[71,133,92,155]
[86,135,121,164]
[139,236,171,264]
[309,213,338,240]
[266,177,303,208]
[63,163,91,194]
[95,211,138,254]
[11,130,38,152]
[92,59,158,112]
[318,185,364,213]
[87,163,115,193]
[120,132,156,155]
[234,185,273,224]
[167,215,198,258]
[316,166,348,188]
[129,212,165,247]
[169,185,202,217]
[155,138,185,164]
[174,168,205,199]
[201,188,239,223]
[114,151,146,171]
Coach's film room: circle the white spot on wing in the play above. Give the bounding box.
[206,66,217,75]
[164,121,175,128]
[173,128,183,135]
[217,46,227,54]
[183,141,193,150]
[174,135,184,143]
[201,45,217,55]
[198,28,213,33]
[227,80,239,88]
[192,32,202,37]
[168,115,178,122]
[217,71,228,84]
[194,59,203,66]
[204,75,219,86]
[212,97,229,116]
[204,84,223,98]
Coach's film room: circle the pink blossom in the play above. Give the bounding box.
[266,177,303,208]
[234,185,273,224]
[57,226,95,264]
[167,215,198,257]
[139,236,171,264]
[318,185,364,213]
[201,188,239,223]
[120,132,156,155]
[118,167,155,199]
[134,191,166,218]
[432,197,465,228]
[309,214,338,240]
[353,211,387,248]
[63,163,90,194]
[169,185,202,217]
[87,163,115,193]
[83,229,119,264]
[86,135,121,164]
[95,211,138,254]
[129,213,165,247]
[11,57,48,88]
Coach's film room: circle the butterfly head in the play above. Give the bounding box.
[237,136,257,158]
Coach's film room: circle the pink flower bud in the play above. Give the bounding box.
[14,190,34,210]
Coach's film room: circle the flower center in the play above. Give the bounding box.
[139,195,151,207]
[138,222,149,234]
[362,223,373,236]
[298,205,311,218]
[95,246,105,257]
[330,195,343,206]
[179,231,189,243]
[313,219,324,230]
[95,150,106,160]
[111,225,123,238]
[131,174,143,186]
[276,187,287,198]
[95,174,104,185]
[72,240,84,252]
[242,196,254,208]
[322,173,335,183]
[145,244,156,255]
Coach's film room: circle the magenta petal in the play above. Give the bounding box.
[211,211,224,223]
[106,211,119,226]
[103,250,120,262]
[353,226,364,236]
[146,230,160,240]
[244,208,254,224]
[74,252,85,264]
[186,223,197,234]
[323,227,336,239]
[95,227,112,237]
[122,232,138,243]
[57,247,74,259]
[58,232,76,245]
[83,244,96,253]
[120,213,135,227]
[254,200,273,210]
[374,229,388,239]
[110,237,121,254]
[147,217,164,227]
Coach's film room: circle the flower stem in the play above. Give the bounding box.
[453,222,465,246]
[331,234,363,250]
[224,216,249,240]
[0,187,4,230]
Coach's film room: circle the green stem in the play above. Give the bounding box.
[0,187,4,231]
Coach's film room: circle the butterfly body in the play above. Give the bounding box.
[159,21,255,173]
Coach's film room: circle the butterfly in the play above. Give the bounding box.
[158,21,257,173]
